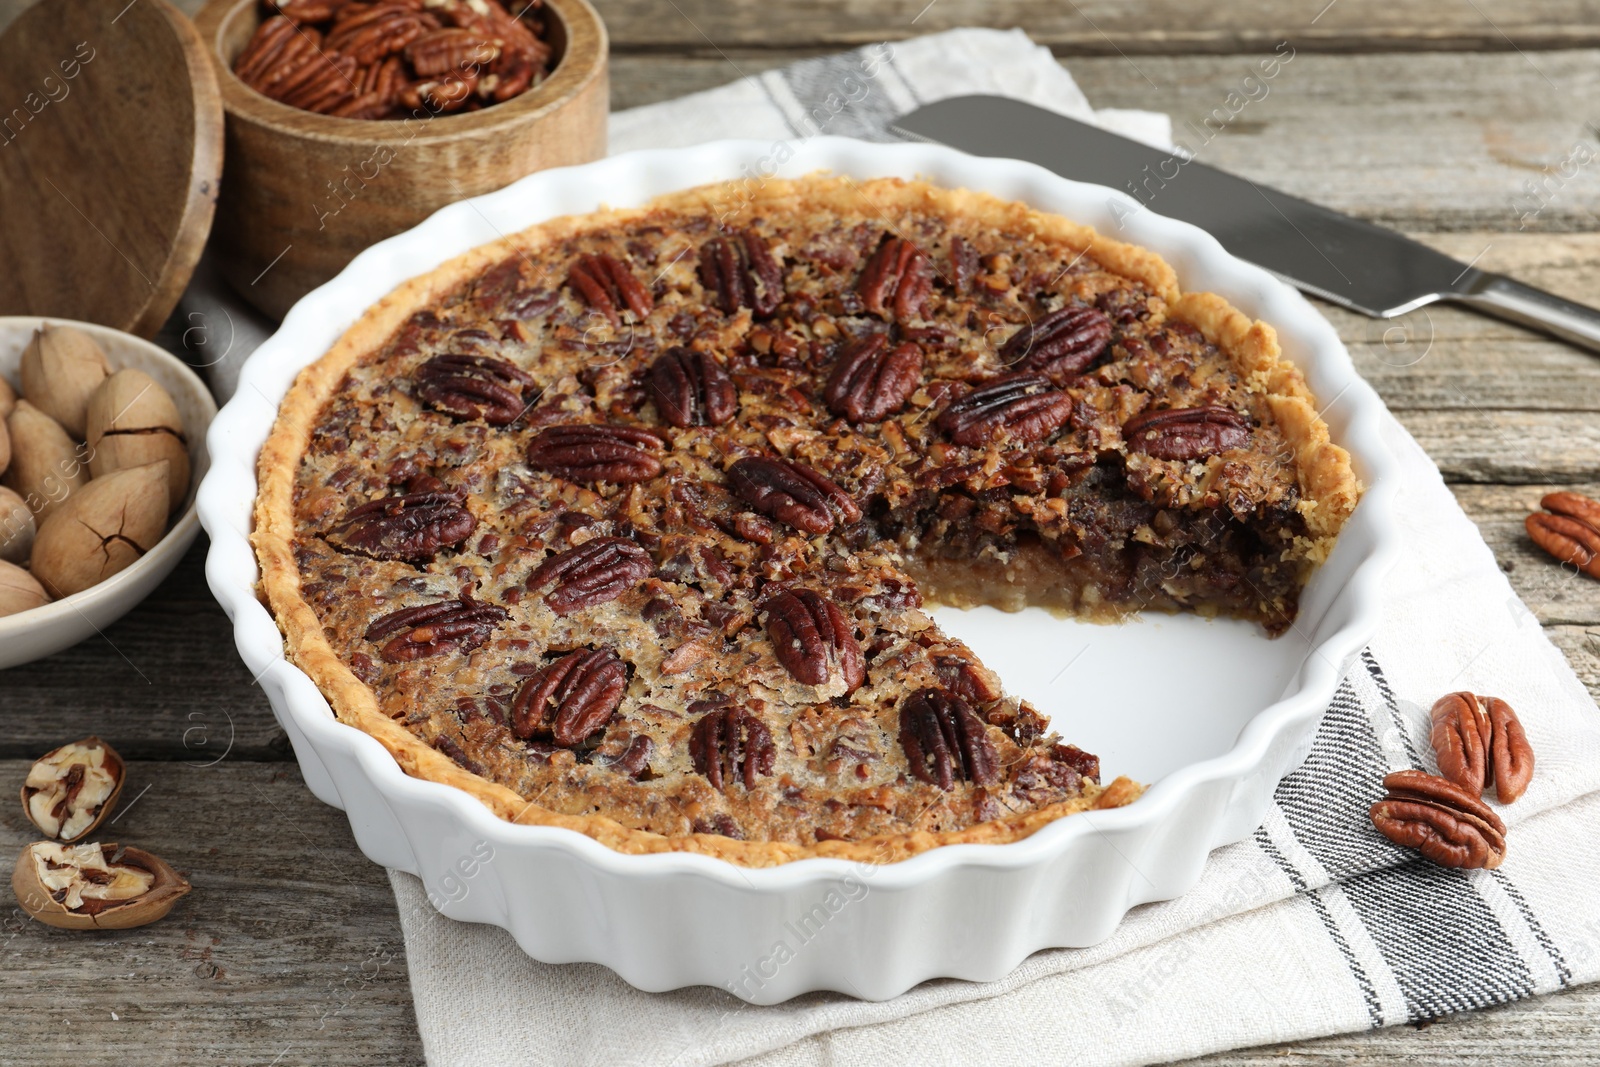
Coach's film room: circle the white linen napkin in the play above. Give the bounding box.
[373,28,1600,1067]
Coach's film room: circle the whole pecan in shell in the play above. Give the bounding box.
[1526,491,1600,579]
[511,648,627,746]
[899,689,999,791]
[328,489,476,561]
[998,306,1112,380]
[526,424,664,484]
[1369,769,1507,870]
[727,455,861,535]
[414,353,536,425]
[1430,692,1534,804]
[567,253,653,326]
[527,537,653,615]
[935,373,1072,447]
[824,335,924,423]
[364,594,507,662]
[763,588,864,691]
[689,707,775,791]
[1123,405,1251,461]
[857,235,932,321]
[699,229,785,318]
[648,347,737,428]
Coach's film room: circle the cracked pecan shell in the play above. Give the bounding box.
[567,253,653,326]
[648,347,737,428]
[690,707,775,791]
[1430,692,1534,804]
[998,306,1112,381]
[364,594,507,663]
[511,648,627,746]
[526,537,653,615]
[1123,405,1251,460]
[763,588,864,691]
[899,689,999,791]
[699,229,785,317]
[935,373,1072,447]
[414,353,536,425]
[1369,769,1507,870]
[857,234,932,321]
[526,424,664,484]
[823,335,923,423]
[726,455,861,535]
[327,489,476,561]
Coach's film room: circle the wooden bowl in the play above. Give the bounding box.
[192,0,608,320]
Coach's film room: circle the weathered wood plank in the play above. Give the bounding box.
[0,537,288,762]
[587,0,1600,56]
[610,50,1600,234]
[1398,411,1600,484]
[1547,624,1600,703]
[0,759,424,1066]
[7,0,1600,55]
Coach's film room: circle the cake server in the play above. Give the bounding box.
[890,95,1600,354]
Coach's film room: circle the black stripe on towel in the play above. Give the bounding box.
[1341,864,1533,1020]
[1273,675,1397,881]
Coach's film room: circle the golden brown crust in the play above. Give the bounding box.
[254,174,1356,867]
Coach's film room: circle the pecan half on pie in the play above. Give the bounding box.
[254,176,1359,866]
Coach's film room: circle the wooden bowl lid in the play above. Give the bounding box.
[0,0,223,339]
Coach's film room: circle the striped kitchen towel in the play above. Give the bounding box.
[389,29,1600,1067]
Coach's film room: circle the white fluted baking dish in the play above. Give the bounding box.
[199,138,1400,1004]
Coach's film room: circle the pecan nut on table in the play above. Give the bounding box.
[1526,491,1600,580]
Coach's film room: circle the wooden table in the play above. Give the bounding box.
[2,0,1597,1062]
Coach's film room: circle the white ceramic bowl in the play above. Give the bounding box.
[199,138,1401,1003]
[0,318,214,670]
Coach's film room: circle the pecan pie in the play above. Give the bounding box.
[254,176,1359,866]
